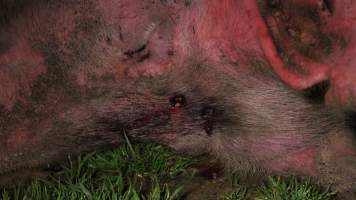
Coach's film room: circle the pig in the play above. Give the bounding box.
[0,0,356,198]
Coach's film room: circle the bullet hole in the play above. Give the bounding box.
[201,106,215,135]
[169,94,186,108]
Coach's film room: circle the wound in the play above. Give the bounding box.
[201,106,215,135]
[169,94,187,108]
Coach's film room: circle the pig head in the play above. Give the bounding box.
[1,0,356,198]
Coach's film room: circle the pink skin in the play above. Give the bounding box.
[5,0,353,112]
[173,0,356,111]
[0,2,353,102]
[0,40,46,110]
[0,3,77,110]
[284,148,319,176]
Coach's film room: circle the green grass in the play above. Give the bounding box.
[222,176,335,200]
[223,188,248,200]
[0,142,336,200]
[255,176,336,200]
[0,141,193,200]
[223,173,249,200]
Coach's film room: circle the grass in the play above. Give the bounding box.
[0,140,193,200]
[0,141,336,200]
[224,187,248,200]
[254,176,336,200]
[223,176,335,200]
[223,173,249,200]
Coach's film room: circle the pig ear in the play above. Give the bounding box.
[245,1,331,90]
[256,19,330,90]
[245,0,356,110]
[258,24,330,90]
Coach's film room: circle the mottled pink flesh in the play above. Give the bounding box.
[0,5,79,110]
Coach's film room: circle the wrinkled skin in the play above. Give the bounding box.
[1,0,356,198]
